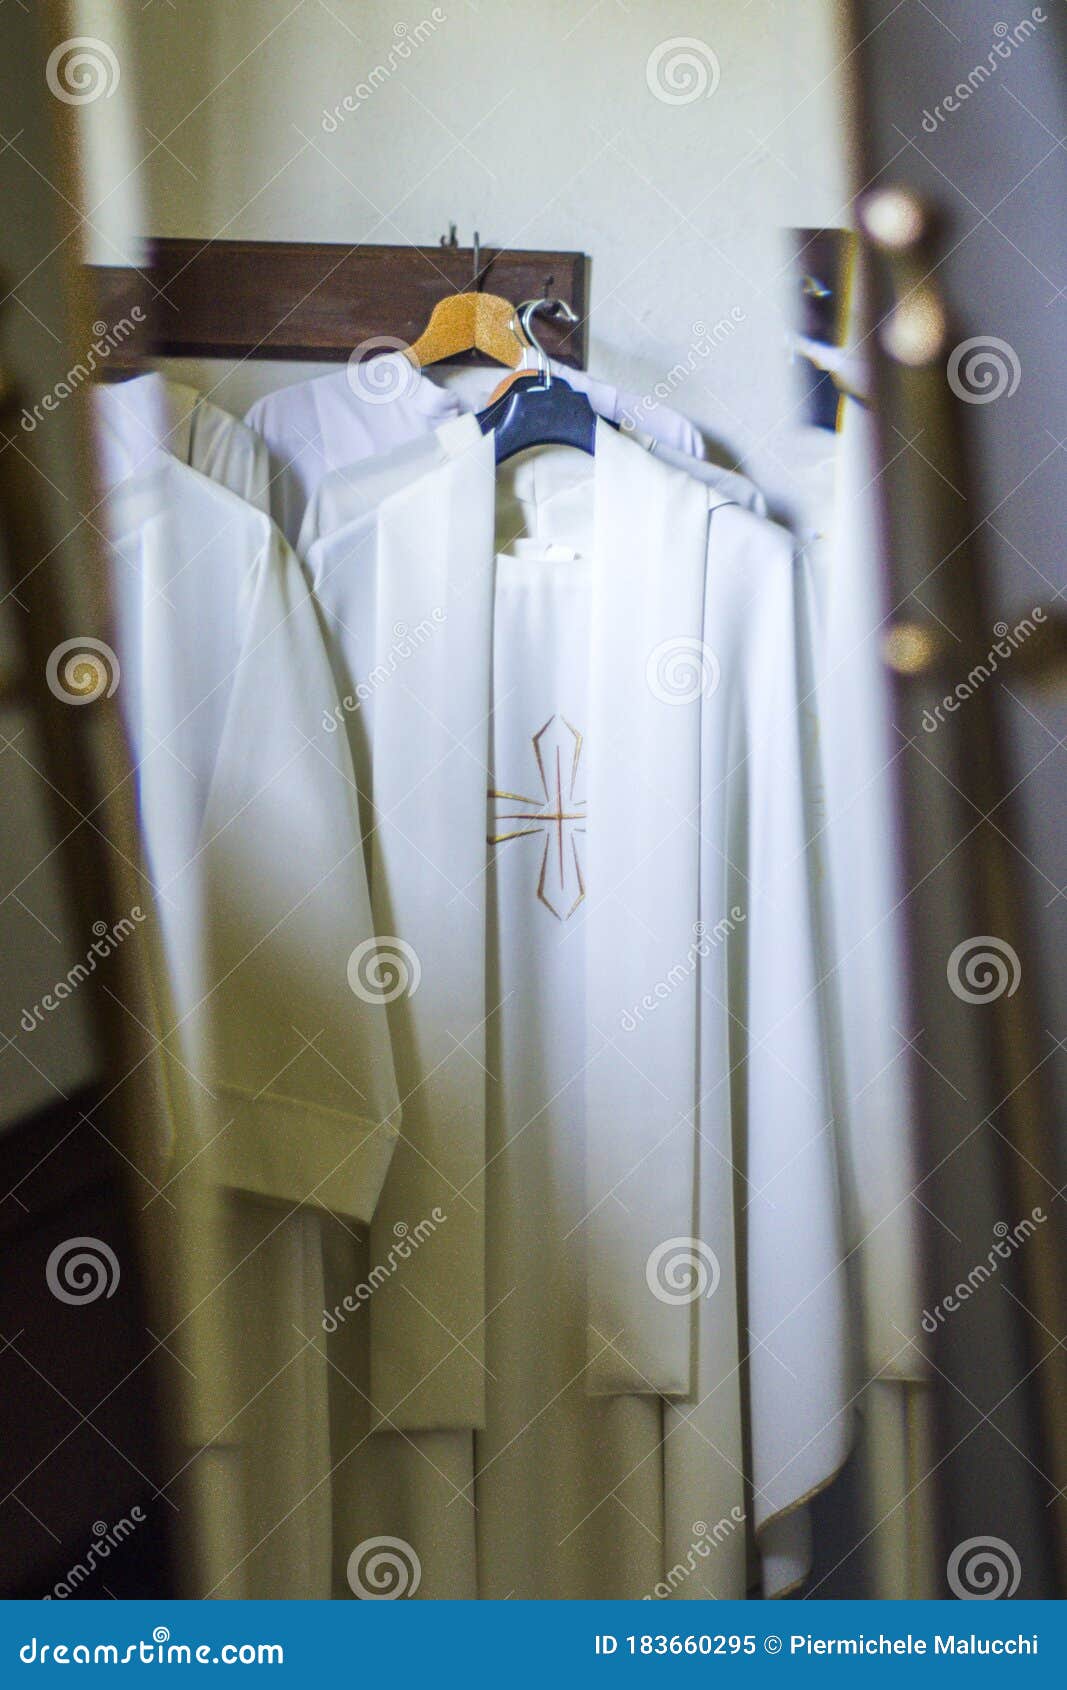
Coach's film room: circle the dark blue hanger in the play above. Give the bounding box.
[477,299,612,463]
[479,371,600,461]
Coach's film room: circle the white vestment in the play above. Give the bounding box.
[640,440,768,516]
[244,355,707,545]
[285,414,852,1598]
[297,424,766,559]
[97,414,402,1598]
[95,372,270,512]
[99,433,399,1216]
[803,396,934,1596]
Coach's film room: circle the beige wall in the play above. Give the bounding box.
[119,0,851,494]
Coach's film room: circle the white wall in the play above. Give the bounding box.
[124,0,851,496]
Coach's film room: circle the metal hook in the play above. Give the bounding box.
[439,223,458,249]
[509,305,547,384]
[516,298,578,386]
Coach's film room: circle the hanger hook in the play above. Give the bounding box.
[516,298,578,385]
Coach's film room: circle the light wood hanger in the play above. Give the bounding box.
[405,291,530,369]
[404,230,531,370]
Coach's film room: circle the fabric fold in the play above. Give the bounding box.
[704,512,852,1596]
[366,429,496,1428]
[208,1086,398,1225]
[583,422,712,1397]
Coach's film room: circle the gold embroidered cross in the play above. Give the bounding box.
[488,715,587,921]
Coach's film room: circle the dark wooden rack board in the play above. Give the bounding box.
[89,239,588,368]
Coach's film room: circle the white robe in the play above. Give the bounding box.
[100,388,849,1599]
[95,371,270,513]
[98,435,399,1216]
[641,440,768,516]
[802,396,934,1597]
[297,423,767,559]
[96,417,401,1597]
[290,414,851,1598]
[244,355,707,545]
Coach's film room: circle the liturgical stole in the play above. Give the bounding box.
[365,418,713,1428]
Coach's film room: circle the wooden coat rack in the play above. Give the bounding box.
[88,238,588,369]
